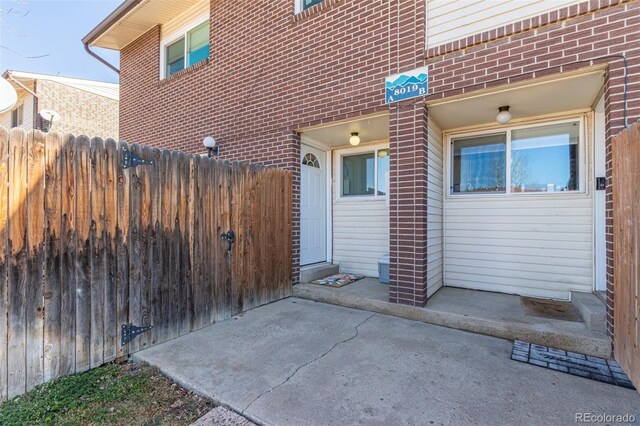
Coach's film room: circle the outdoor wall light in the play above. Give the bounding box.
[203,136,219,157]
[496,106,512,124]
[349,132,361,146]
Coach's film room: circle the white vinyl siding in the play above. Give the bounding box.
[0,95,34,130]
[0,110,11,129]
[332,145,389,277]
[428,118,444,297]
[443,115,594,300]
[426,0,583,48]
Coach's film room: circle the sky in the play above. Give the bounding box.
[0,0,121,83]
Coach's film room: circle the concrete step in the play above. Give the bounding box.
[293,284,612,359]
[300,262,339,284]
[571,291,607,334]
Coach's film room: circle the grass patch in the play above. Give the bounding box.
[0,362,214,426]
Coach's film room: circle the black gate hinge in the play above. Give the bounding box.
[121,324,153,346]
[122,147,155,169]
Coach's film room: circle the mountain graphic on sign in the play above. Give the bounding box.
[386,73,428,88]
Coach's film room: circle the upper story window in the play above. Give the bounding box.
[11,104,23,128]
[162,19,209,79]
[296,0,325,13]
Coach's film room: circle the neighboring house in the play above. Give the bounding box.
[0,70,119,139]
[84,0,639,337]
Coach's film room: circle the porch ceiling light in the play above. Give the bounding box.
[349,132,361,146]
[496,106,512,124]
[203,136,219,158]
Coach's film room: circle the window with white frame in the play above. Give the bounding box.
[450,120,582,195]
[11,104,23,128]
[296,0,325,13]
[163,20,209,78]
[341,148,390,197]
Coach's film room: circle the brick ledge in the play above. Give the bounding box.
[156,58,210,87]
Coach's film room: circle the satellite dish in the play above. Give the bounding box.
[0,77,18,114]
[39,109,61,133]
[39,109,61,123]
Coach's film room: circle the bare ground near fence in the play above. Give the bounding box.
[0,127,292,401]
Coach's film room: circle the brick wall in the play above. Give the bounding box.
[36,79,119,140]
[119,0,639,315]
[119,0,427,286]
[389,103,429,306]
[424,0,640,335]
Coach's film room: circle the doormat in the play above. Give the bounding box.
[521,297,581,322]
[311,274,364,288]
[511,340,635,390]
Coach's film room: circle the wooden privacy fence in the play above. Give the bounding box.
[613,120,640,390]
[0,127,292,401]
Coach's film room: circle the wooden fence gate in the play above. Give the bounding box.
[613,121,640,390]
[0,128,292,401]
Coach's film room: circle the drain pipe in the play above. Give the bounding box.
[84,43,120,74]
[6,71,40,129]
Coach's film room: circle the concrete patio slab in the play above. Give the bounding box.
[294,281,612,358]
[134,298,639,426]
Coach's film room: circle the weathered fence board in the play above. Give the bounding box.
[613,121,640,390]
[115,141,130,359]
[75,136,92,373]
[7,128,28,399]
[44,132,62,383]
[60,134,76,376]
[0,128,292,401]
[90,137,105,369]
[0,127,9,401]
[103,139,118,363]
[25,130,45,392]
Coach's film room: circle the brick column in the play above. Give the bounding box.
[273,131,301,287]
[389,102,429,307]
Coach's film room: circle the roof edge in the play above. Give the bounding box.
[82,0,143,48]
[6,70,118,86]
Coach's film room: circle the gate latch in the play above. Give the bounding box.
[121,324,153,346]
[122,147,155,169]
[221,230,235,251]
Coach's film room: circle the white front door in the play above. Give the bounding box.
[300,145,327,266]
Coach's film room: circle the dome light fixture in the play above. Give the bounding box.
[203,136,219,158]
[349,132,361,146]
[496,106,512,124]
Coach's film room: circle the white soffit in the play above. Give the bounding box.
[300,113,389,148]
[427,68,606,131]
[92,0,203,50]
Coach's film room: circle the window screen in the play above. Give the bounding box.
[166,37,185,77]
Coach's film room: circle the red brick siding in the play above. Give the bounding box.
[425,0,640,336]
[389,103,429,306]
[119,0,426,287]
